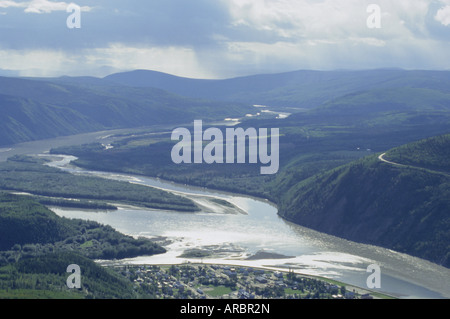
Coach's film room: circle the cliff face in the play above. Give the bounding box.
[278,135,450,267]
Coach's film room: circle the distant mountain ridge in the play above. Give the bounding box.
[3,68,445,268]
[1,68,450,146]
[104,69,450,108]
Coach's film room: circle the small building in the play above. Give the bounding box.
[256,276,268,284]
[274,271,283,278]
[345,291,356,299]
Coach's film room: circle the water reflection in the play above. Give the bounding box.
[47,155,450,299]
[1,132,449,299]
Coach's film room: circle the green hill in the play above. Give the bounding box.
[384,134,450,174]
[2,69,450,146]
[278,135,450,267]
[0,193,166,298]
[0,192,76,250]
[0,76,252,146]
[0,192,166,261]
[0,251,140,299]
[0,94,101,146]
[286,87,450,128]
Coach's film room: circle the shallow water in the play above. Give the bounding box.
[2,131,449,299]
[47,155,450,299]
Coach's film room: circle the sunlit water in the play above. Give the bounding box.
[2,131,449,299]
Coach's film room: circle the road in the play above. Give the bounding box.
[378,153,407,167]
[378,153,450,177]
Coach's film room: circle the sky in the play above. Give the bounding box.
[0,0,449,79]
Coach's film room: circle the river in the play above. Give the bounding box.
[1,129,449,299]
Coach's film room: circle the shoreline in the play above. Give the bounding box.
[5,130,450,299]
[48,154,450,299]
[99,260,397,299]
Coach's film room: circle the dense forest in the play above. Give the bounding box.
[0,192,166,298]
[0,192,166,261]
[384,134,450,174]
[0,251,141,299]
[278,153,450,267]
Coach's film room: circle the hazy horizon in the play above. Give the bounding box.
[3,66,450,82]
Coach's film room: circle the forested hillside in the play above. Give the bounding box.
[3,69,450,147]
[2,69,449,272]
[0,76,252,146]
[0,192,167,298]
[105,69,450,108]
[278,135,450,267]
[0,251,139,299]
[384,134,450,174]
[0,192,166,261]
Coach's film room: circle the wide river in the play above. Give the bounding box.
[1,129,449,299]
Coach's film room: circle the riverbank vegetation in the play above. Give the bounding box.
[0,190,388,299]
[0,155,199,212]
[0,192,168,298]
[0,192,166,262]
[49,122,450,268]
[1,69,449,299]
[0,252,139,299]
[278,154,450,267]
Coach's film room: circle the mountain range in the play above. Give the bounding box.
[0,68,449,269]
[0,75,252,146]
[104,69,450,108]
[2,68,450,147]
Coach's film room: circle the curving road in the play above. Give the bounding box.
[378,153,407,167]
[378,153,450,177]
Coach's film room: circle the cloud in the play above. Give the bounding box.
[25,0,70,13]
[0,0,91,14]
[0,44,217,78]
[0,0,449,78]
[0,48,69,76]
[84,44,216,78]
[204,0,450,75]
[225,0,434,42]
[435,5,450,26]
[0,0,26,9]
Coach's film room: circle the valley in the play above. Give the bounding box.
[0,69,449,300]
[0,128,448,299]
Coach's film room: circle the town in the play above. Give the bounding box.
[112,263,386,299]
